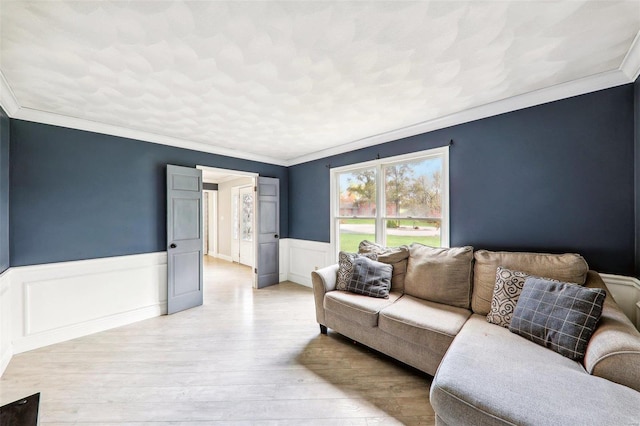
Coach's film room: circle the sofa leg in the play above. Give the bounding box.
[320,324,328,335]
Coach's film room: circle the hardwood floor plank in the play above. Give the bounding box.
[1,257,433,425]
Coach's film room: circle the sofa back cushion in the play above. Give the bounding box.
[472,250,589,315]
[404,244,474,309]
[358,240,409,292]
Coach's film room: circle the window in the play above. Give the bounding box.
[331,147,449,257]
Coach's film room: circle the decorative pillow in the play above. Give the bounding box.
[337,251,377,291]
[509,277,606,361]
[345,256,393,298]
[358,240,409,292]
[404,243,474,309]
[487,267,562,328]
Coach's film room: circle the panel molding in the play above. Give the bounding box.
[10,252,168,355]
[282,239,332,288]
[0,268,12,376]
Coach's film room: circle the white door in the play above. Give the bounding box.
[166,165,203,314]
[238,185,255,267]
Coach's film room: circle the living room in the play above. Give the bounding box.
[1,1,640,424]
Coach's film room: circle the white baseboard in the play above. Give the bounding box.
[211,253,233,262]
[0,268,12,376]
[281,239,332,288]
[9,252,167,355]
[600,273,640,330]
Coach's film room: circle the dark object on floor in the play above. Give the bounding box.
[0,392,40,426]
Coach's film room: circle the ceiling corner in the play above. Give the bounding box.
[620,30,640,82]
[0,70,20,116]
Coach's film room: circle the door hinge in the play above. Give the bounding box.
[254,186,257,192]
[254,268,258,274]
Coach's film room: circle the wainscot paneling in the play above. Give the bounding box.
[10,252,167,355]
[601,274,640,330]
[283,239,332,288]
[0,268,12,376]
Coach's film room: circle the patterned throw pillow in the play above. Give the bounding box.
[509,277,606,361]
[345,256,393,298]
[487,267,562,328]
[487,267,528,328]
[337,251,377,291]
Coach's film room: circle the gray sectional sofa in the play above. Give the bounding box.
[311,244,640,425]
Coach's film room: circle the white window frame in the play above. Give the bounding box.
[329,146,450,261]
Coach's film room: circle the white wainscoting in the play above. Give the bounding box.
[10,252,167,356]
[601,274,640,330]
[281,239,333,288]
[0,268,12,376]
[1,245,636,379]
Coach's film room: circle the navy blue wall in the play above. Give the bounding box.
[9,121,288,266]
[289,85,635,275]
[0,107,9,273]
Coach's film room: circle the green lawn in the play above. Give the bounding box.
[339,233,441,253]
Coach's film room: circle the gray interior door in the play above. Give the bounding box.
[167,165,203,314]
[257,177,279,288]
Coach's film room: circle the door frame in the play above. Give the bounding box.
[203,189,217,256]
[232,183,256,268]
[196,166,259,288]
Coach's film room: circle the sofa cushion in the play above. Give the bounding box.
[358,240,409,293]
[345,256,393,298]
[379,295,471,349]
[509,277,606,361]
[487,267,561,328]
[404,244,474,309]
[336,251,377,291]
[431,315,640,426]
[472,250,589,315]
[324,290,401,328]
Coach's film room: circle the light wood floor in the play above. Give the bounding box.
[0,257,434,425]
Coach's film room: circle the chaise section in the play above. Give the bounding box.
[431,315,640,426]
[324,290,401,328]
[583,271,640,392]
[379,295,470,358]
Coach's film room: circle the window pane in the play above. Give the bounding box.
[338,219,375,252]
[384,158,442,218]
[385,219,441,247]
[338,168,376,217]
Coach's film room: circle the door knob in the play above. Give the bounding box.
[169,243,177,249]
[274,234,279,239]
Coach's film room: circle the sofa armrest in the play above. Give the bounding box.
[583,270,640,393]
[311,264,339,327]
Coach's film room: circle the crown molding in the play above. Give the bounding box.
[9,107,288,166]
[2,58,638,169]
[285,69,631,166]
[621,30,640,82]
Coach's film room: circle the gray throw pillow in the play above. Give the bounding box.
[509,277,606,361]
[358,240,409,292]
[345,256,393,299]
[337,251,377,291]
[487,267,562,328]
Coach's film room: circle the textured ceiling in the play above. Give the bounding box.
[1,1,639,163]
